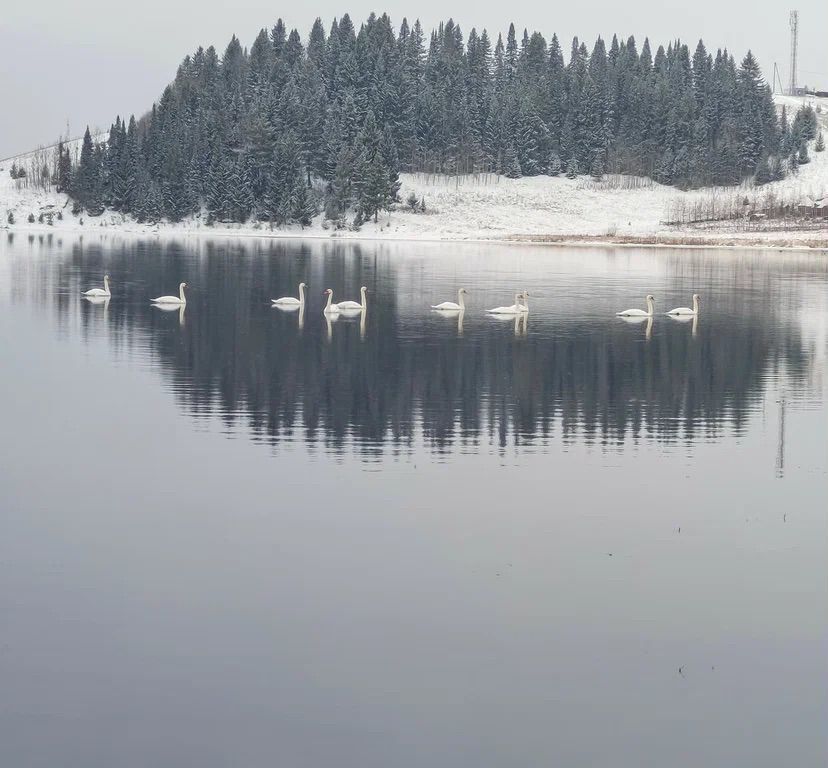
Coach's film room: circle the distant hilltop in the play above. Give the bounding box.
[1,16,826,249]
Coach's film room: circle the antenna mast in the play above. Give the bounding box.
[788,10,799,95]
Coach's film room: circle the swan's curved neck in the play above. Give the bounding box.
[325,291,333,310]
[693,295,699,313]
[646,296,653,315]
[521,293,528,310]
[457,289,465,310]
[360,286,367,308]
[104,276,110,293]
[299,283,305,303]
[179,284,186,303]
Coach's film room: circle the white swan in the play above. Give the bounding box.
[519,291,529,312]
[487,292,528,315]
[83,274,111,297]
[617,294,654,317]
[322,289,341,314]
[432,288,467,311]
[272,282,306,307]
[666,294,700,316]
[337,286,368,311]
[151,282,187,305]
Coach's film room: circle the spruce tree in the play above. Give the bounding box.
[753,155,773,185]
[74,127,100,211]
[65,15,796,219]
[547,153,562,176]
[503,143,521,178]
[292,178,317,227]
[55,141,72,193]
[357,151,397,222]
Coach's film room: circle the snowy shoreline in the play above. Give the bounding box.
[4,218,826,254]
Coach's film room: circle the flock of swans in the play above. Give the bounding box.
[82,276,701,328]
[268,282,700,319]
[83,275,188,307]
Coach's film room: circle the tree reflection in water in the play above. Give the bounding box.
[10,233,822,458]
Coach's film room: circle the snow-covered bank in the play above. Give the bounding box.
[3,97,827,252]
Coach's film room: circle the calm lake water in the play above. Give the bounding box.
[1,233,826,767]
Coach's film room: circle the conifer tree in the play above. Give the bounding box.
[60,15,793,219]
[547,153,562,177]
[503,143,521,178]
[56,141,72,193]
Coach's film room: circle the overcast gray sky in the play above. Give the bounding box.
[1,1,826,158]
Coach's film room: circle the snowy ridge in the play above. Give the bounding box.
[1,99,826,250]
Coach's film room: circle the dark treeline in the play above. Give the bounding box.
[59,13,818,226]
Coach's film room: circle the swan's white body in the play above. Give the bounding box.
[152,282,187,305]
[336,286,368,311]
[666,294,700,316]
[272,282,306,306]
[432,288,467,311]
[83,275,111,297]
[487,292,528,315]
[323,289,341,314]
[617,295,654,317]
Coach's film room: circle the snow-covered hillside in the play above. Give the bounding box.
[2,97,826,249]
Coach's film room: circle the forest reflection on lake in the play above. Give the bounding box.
[3,232,823,459]
[1,233,826,768]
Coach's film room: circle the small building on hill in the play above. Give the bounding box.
[797,197,828,218]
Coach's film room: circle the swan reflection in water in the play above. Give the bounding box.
[152,302,186,326]
[514,311,528,338]
[325,310,339,341]
[668,312,699,337]
[339,306,367,341]
[619,313,653,341]
[325,307,366,341]
[432,307,465,336]
[273,300,306,331]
